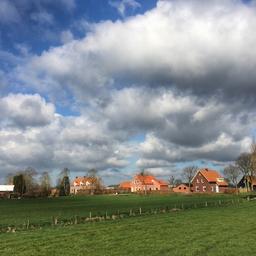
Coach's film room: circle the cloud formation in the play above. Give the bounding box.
[1,0,256,182]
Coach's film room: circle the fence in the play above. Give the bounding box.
[0,197,247,233]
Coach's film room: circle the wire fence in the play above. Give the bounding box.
[0,197,249,233]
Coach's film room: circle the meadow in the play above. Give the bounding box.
[0,198,255,256]
[0,193,239,228]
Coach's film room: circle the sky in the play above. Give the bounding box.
[0,0,256,185]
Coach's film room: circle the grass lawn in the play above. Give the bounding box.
[0,194,239,228]
[0,201,255,256]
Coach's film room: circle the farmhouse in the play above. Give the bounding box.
[173,183,190,193]
[191,168,228,193]
[130,174,168,192]
[238,176,256,192]
[70,176,99,194]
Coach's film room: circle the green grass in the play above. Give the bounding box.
[0,194,238,228]
[0,201,255,256]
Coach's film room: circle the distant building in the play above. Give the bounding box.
[0,185,14,192]
[173,183,190,193]
[0,185,14,198]
[70,176,99,194]
[238,176,256,192]
[191,168,228,193]
[130,174,168,192]
[119,181,132,191]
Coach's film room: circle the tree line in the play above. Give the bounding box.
[6,167,71,197]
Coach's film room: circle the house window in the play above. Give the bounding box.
[184,187,186,190]
[179,187,181,190]
[201,179,204,183]
[203,186,206,192]
[196,179,199,183]
[195,186,199,192]
[211,186,214,192]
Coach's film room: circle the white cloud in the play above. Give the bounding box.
[60,30,74,44]
[109,0,141,17]
[0,94,55,128]
[16,0,256,104]
[2,0,256,181]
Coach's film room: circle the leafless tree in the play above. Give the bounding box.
[168,175,175,187]
[223,164,240,192]
[87,169,103,190]
[236,153,253,191]
[23,167,37,192]
[182,166,198,192]
[251,143,256,173]
[40,172,51,196]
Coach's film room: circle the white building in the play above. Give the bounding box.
[0,185,14,192]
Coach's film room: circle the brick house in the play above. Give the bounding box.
[191,168,228,193]
[130,175,168,192]
[70,176,99,194]
[173,183,190,193]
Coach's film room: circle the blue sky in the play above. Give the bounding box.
[0,0,255,185]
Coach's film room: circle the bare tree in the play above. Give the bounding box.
[58,168,70,196]
[236,153,253,191]
[182,166,197,192]
[251,143,256,174]
[23,167,37,193]
[86,169,103,190]
[40,172,51,196]
[168,175,175,188]
[223,164,240,192]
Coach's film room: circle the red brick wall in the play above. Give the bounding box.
[192,172,215,193]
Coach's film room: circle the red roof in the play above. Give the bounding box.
[134,175,168,186]
[119,181,131,189]
[73,176,96,186]
[135,175,155,185]
[199,168,228,186]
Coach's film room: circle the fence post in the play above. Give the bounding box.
[26,219,30,230]
[139,207,142,215]
[219,200,221,205]
[89,212,92,220]
[205,201,208,207]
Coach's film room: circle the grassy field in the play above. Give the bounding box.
[0,194,239,228]
[0,200,255,256]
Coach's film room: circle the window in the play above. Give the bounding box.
[184,187,186,190]
[196,186,199,192]
[201,179,204,183]
[179,187,181,190]
[211,186,214,192]
[196,179,199,183]
[203,186,206,192]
